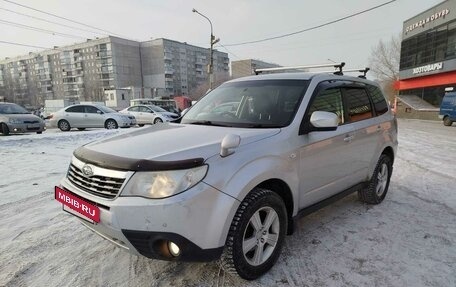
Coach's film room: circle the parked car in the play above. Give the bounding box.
[439,91,456,126]
[0,102,46,135]
[49,104,136,131]
[55,64,397,279]
[119,105,179,126]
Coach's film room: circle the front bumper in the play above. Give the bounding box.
[60,177,239,262]
[7,122,45,133]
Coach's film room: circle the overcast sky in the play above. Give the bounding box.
[0,0,444,71]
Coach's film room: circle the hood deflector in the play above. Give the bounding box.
[73,146,204,172]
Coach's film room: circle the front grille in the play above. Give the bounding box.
[24,120,39,124]
[67,163,125,199]
[26,127,40,131]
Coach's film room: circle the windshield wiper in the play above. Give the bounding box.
[187,120,231,127]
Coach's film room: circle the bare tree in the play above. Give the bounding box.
[189,72,231,100]
[368,34,401,101]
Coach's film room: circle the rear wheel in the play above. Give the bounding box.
[36,131,42,134]
[138,124,145,127]
[1,123,10,136]
[358,154,392,204]
[154,118,163,124]
[221,188,287,280]
[58,120,71,131]
[443,116,453,126]
[105,119,118,129]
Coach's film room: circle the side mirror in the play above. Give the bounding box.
[97,110,103,115]
[301,111,338,134]
[220,134,241,157]
[310,111,339,129]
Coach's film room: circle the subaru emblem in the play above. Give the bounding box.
[82,164,94,177]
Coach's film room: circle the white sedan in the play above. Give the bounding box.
[120,105,179,126]
[49,104,136,131]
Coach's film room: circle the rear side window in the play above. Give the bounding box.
[308,88,345,125]
[85,106,100,114]
[367,85,388,116]
[128,106,139,112]
[344,88,373,122]
[66,106,84,113]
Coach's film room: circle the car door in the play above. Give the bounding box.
[84,105,105,128]
[298,86,357,208]
[140,106,157,124]
[341,87,379,181]
[127,106,142,123]
[64,105,85,126]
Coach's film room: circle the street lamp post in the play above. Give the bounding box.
[192,8,219,90]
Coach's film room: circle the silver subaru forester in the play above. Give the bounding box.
[56,65,398,279]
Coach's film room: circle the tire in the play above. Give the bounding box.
[77,128,86,131]
[154,118,163,124]
[443,116,453,126]
[105,119,118,129]
[221,188,287,280]
[36,131,42,134]
[1,123,10,136]
[358,154,392,204]
[138,124,145,127]
[58,120,71,132]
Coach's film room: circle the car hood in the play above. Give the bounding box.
[1,114,42,122]
[78,123,280,164]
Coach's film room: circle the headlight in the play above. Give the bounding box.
[122,165,208,199]
[8,119,22,124]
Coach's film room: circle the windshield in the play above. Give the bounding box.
[148,105,168,113]
[97,105,117,113]
[181,80,309,128]
[0,103,30,114]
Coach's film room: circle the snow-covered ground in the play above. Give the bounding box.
[0,120,455,287]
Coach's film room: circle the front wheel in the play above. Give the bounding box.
[154,118,163,124]
[443,116,453,126]
[221,188,287,280]
[358,154,392,204]
[105,119,118,129]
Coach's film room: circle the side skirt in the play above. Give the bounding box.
[293,182,367,222]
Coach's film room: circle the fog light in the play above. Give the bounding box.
[168,241,180,257]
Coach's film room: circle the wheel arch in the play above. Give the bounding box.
[256,179,295,235]
[104,118,118,126]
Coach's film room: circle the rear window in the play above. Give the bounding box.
[66,106,84,113]
[367,85,388,116]
[344,88,373,122]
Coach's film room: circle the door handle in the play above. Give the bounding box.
[376,125,382,132]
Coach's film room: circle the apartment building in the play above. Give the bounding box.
[0,36,229,108]
[140,38,229,97]
[231,59,281,78]
[0,37,142,107]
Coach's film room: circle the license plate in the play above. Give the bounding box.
[27,124,39,128]
[55,186,100,223]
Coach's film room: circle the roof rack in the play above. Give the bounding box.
[342,67,370,79]
[254,62,345,75]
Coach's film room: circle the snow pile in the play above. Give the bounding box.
[0,121,455,286]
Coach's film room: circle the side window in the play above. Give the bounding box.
[367,85,388,116]
[139,106,151,113]
[308,88,344,125]
[128,106,139,112]
[344,88,373,122]
[85,106,100,114]
[65,106,84,113]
